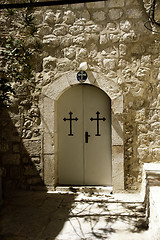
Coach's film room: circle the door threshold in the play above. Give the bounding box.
[53,186,113,194]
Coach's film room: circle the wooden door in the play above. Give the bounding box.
[57,84,112,186]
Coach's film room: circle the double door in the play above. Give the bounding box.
[57,84,112,186]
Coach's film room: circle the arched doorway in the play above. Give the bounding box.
[57,84,112,186]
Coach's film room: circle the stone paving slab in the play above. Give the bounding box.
[0,190,149,240]
[70,201,145,217]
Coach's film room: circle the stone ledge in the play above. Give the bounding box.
[142,163,160,236]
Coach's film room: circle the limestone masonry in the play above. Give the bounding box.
[0,0,160,192]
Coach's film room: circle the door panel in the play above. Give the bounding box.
[58,86,84,185]
[84,85,112,185]
[57,84,112,186]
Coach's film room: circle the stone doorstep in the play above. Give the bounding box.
[48,186,144,203]
[55,185,113,194]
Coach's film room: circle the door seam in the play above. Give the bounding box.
[82,85,85,185]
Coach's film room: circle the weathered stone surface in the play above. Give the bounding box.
[126,0,139,6]
[103,58,116,70]
[12,144,20,153]
[69,25,84,35]
[92,11,106,22]
[112,145,124,191]
[1,0,160,192]
[112,115,123,146]
[126,9,142,18]
[108,9,123,20]
[107,0,125,8]
[120,20,131,32]
[44,133,54,154]
[44,11,55,25]
[53,25,68,36]
[63,10,75,24]
[0,142,9,152]
[44,155,55,186]
[24,165,39,176]
[27,177,42,185]
[63,47,76,59]
[86,1,105,9]
[22,140,41,156]
[2,154,20,165]
[43,97,54,134]
[71,3,84,9]
[43,35,59,47]
[43,56,57,72]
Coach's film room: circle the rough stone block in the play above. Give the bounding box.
[31,157,40,164]
[43,97,54,133]
[112,95,123,114]
[44,154,55,186]
[112,145,124,191]
[44,132,54,154]
[125,0,139,6]
[43,35,59,47]
[126,9,142,18]
[112,114,123,145]
[42,75,70,100]
[71,3,84,9]
[22,156,29,164]
[12,144,20,153]
[86,1,105,8]
[149,186,160,236]
[10,166,22,178]
[24,165,39,176]
[22,140,41,156]
[27,177,42,185]
[137,147,149,161]
[93,11,106,22]
[108,9,123,20]
[107,0,125,8]
[2,154,20,165]
[0,142,9,152]
[43,56,57,72]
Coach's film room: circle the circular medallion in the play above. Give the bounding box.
[77,70,87,83]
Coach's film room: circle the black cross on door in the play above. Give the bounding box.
[90,111,106,136]
[63,112,78,136]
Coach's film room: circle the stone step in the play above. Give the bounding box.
[0,190,148,240]
[69,201,145,217]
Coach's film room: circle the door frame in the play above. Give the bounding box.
[42,71,124,192]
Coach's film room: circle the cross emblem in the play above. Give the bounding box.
[77,70,87,83]
[90,111,106,136]
[63,112,78,136]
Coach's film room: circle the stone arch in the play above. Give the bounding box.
[42,71,124,192]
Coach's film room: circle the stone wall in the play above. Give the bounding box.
[0,0,160,191]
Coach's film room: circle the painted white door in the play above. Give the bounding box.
[57,84,112,186]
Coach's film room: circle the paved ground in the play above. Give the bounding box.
[0,189,151,240]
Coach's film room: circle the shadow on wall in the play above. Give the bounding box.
[0,108,148,239]
[0,108,44,192]
[0,108,77,239]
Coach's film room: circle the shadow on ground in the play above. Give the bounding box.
[0,190,76,240]
[0,108,148,240]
